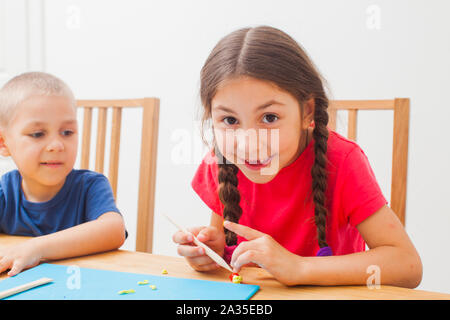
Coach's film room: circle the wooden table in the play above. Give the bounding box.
[1,234,449,300]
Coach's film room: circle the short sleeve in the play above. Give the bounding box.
[84,175,121,221]
[339,147,388,227]
[0,184,5,233]
[191,151,224,216]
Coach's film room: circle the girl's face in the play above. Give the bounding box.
[211,76,313,183]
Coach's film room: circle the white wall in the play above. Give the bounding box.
[1,0,449,294]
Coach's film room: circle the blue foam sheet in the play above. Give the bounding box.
[0,263,259,300]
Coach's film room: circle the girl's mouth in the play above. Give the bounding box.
[243,155,275,171]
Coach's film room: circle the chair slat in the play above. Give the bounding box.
[329,99,395,110]
[95,108,107,174]
[347,109,358,141]
[391,98,410,225]
[328,106,337,131]
[136,98,160,253]
[77,99,146,107]
[108,107,122,199]
[80,108,92,169]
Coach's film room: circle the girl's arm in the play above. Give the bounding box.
[0,212,126,276]
[225,205,422,288]
[299,205,422,288]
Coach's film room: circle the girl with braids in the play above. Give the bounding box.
[172,26,422,287]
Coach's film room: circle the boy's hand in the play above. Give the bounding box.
[0,238,43,276]
[172,226,225,272]
[224,221,303,286]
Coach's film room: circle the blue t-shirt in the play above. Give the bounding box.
[0,169,121,236]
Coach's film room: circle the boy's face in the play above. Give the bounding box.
[0,95,78,191]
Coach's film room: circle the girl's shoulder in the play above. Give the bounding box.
[326,129,365,165]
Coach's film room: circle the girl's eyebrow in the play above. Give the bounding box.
[255,99,285,110]
[214,99,284,114]
[214,105,237,114]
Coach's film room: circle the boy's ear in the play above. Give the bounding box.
[302,97,315,129]
[0,132,11,157]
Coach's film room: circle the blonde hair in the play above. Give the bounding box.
[0,72,75,128]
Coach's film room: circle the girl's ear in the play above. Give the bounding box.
[302,98,315,129]
[0,132,11,157]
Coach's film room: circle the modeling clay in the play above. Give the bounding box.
[118,289,135,295]
[232,275,243,284]
[137,280,149,285]
[229,272,242,283]
[162,269,168,274]
[229,272,239,281]
[149,285,157,290]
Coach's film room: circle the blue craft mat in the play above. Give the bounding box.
[0,263,259,300]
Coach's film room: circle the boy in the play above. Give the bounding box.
[0,72,126,276]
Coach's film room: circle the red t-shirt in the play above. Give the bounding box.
[191,129,388,257]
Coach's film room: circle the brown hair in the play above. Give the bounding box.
[200,26,330,249]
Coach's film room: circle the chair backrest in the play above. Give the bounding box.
[328,98,410,225]
[76,98,160,253]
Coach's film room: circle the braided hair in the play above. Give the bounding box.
[200,26,330,249]
[215,147,242,245]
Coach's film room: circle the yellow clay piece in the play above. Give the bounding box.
[232,275,243,284]
[118,289,135,295]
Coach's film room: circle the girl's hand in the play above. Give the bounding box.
[0,238,43,277]
[172,226,226,272]
[224,220,303,286]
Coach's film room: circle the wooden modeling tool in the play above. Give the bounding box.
[163,213,233,272]
[0,277,53,299]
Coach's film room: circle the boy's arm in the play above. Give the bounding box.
[33,212,126,261]
[1,212,125,276]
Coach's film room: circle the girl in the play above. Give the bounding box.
[172,26,422,288]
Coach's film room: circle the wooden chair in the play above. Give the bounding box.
[76,98,160,253]
[328,98,410,225]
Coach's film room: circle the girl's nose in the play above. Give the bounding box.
[46,138,64,152]
[235,128,259,161]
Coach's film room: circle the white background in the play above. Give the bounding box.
[1,0,449,294]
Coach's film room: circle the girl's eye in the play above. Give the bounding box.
[223,117,238,125]
[29,132,44,138]
[262,114,279,124]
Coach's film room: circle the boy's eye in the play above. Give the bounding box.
[61,130,74,137]
[29,132,44,138]
[262,114,279,124]
[223,117,238,125]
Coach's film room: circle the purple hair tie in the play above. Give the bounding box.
[316,246,333,256]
